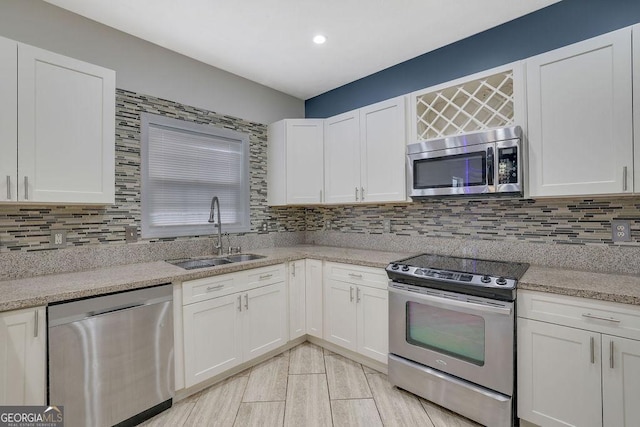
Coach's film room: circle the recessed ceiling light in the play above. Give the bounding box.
[313,35,327,45]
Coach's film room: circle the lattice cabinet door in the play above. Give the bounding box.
[409,62,525,142]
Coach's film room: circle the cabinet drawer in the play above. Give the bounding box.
[245,264,286,288]
[518,290,640,340]
[182,273,242,305]
[325,262,388,290]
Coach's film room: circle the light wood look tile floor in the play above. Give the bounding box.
[141,343,482,427]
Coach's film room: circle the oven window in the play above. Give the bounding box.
[413,151,486,189]
[406,301,485,366]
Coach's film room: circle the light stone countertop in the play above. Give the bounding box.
[1,245,639,312]
[0,245,413,312]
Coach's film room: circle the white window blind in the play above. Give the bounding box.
[141,113,250,238]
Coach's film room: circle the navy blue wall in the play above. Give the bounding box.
[305,0,640,118]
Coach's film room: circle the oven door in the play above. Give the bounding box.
[408,142,496,197]
[389,283,514,396]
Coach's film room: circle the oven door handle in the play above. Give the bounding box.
[389,286,512,316]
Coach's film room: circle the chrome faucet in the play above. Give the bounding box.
[208,196,223,256]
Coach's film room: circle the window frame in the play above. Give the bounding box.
[140,113,251,239]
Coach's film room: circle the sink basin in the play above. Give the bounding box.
[170,258,232,270]
[225,254,266,263]
[169,254,265,270]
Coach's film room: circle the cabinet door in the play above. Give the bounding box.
[517,318,602,427]
[289,260,306,340]
[527,28,633,197]
[634,24,640,194]
[305,259,323,339]
[356,285,388,364]
[286,120,324,204]
[324,111,361,203]
[360,97,406,203]
[243,282,287,360]
[602,335,640,427]
[0,36,17,202]
[183,293,243,388]
[323,278,357,351]
[0,307,46,405]
[17,44,115,204]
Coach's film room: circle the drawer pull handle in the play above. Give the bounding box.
[207,284,225,292]
[590,336,595,364]
[259,274,273,280]
[582,313,621,323]
[610,340,614,369]
[348,273,363,278]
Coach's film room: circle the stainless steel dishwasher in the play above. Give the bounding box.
[48,284,174,427]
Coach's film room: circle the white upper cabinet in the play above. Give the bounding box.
[324,96,406,204]
[634,24,640,193]
[324,110,361,203]
[0,37,17,202]
[0,38,115,204]
[267,119,324,205]
[526,28,633,197]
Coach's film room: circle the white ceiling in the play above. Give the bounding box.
[44,0,560,100]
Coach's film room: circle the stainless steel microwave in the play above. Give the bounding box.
[407,126,523,198]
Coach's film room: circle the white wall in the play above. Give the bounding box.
[0,0,304,124]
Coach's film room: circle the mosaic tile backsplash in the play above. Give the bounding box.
[0,89,305,253]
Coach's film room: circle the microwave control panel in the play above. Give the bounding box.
[497,146,518,184]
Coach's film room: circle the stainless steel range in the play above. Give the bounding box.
[386,254,528,427]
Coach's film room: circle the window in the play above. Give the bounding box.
[141,113,250,238]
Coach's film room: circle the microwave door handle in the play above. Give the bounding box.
[486,147,494,187]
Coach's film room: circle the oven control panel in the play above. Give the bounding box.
[386,263,517,290]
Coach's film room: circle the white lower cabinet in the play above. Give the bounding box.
[0,306,46,405]
[305,259,324,339]
[289,260,306,340]
[323,262,388,364]
[182,265,287,388]
[518,290,640,427]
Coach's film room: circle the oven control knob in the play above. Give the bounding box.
[496,277,507,286]
[480,275,492,284]
[391,263,399,270]
[401,265,410,272]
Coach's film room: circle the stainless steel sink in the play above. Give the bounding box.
[225,253,266,263]
[170,258,232,270]
[169,254,265,270]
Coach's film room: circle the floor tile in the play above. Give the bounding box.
[139,400,195,427]
[421,399,483,427]
[366,373,434,427]
[184,375,248,426]
[331,399,382,427]
[284,374,332,427]
[289,342,325,374]
[233,402,285,427]
[243,355,289,402]
[362,364,382,375]
[323,347,336,356]
[325,354,372,400]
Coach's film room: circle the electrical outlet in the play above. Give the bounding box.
[125,226,138,243]
[612,220,631,242]
[262,222,268,232]
[383,219,391,233]
[325,220,331,230]
[50,230,66,248]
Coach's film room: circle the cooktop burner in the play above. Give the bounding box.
[386,253,529,301]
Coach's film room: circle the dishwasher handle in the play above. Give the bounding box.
[88,302,144,318]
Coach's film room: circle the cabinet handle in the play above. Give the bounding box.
[581,313,621,323]
[244,293,249,310]
[610,340,614,369]
[24,176,28,200]
[206,284,224,292]
[319,190,323,203]
[590,336,595,364]
[34,310,39,338]
[356,287,361,303]
[361,187,365,201]
[350,286,354,302]
[6,176,10,200]
[355,187,359,201]
[623,167,628,191]
[237,295,242,312]
[348,273,363,279]
[292,263,296,277]
[259,274,273,280]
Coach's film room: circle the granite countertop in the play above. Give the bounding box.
[0,245,412,312]
[1,245,639,312]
